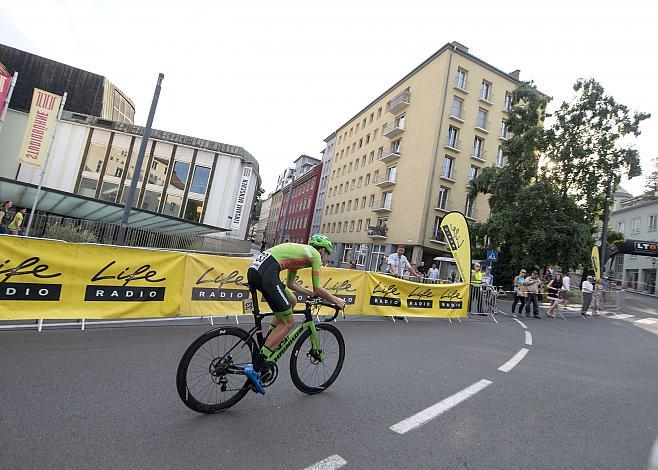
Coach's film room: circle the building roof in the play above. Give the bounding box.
[62,111,260,173]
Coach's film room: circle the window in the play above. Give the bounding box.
[377,147,384,159]
[369,113,374,123]
[432,216,445,241]
[438,186,450,209]
[349,127,353,136]
[391,139,401,153]
[348,200,352,211]
[361,197,366,208]
[354,159,359,169]
[357,220,363,232]
[442,156,454,178]
[455,68,467,89]
[465,198,475,218]
[649,215,657,231]
[95,160,103,172]
[350,179,355,190]
[496,147,505,167]
[171,161,190,190]
[377,107,382,118]
[114,167,123,178]
[332,222,336,233]
[617,221,625,233]
[472,137,484,158]
[366,134,370,144]
[190,166,211,194]
[369,194,375,207]
[365,173,371,185]
[373,129,378,140]
[469,165,480,181]
[359,138,363,148]
[500,120,509,139]
[339,184,343,194]
[350,221,355,232]
[476,109,488,130]
[362,118,366,128]
[480,80,491,101]
[356,123,360,132]
[395,114,406,128]
[99,181,119,202]
[447,126,459,148]
[451,97,464,119]
[631,217,641,234]
[341,202,345,212]
[382,191,393,209]
[386,165,397,182]
[365,218,371,230]
[338,221,342,233]
[504,92,513,111]
[349,162,353,172]
[184,199,204,223]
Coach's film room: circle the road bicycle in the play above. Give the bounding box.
[176,291,345,414]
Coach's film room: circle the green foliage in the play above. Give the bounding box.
[645,158,658,194]
[44,223,98,243]
[468,82,592,285]
[606,230,625,246]
[547,78,651,224]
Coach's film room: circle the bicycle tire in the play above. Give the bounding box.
[176,326,256,413]
[289,323,345,395]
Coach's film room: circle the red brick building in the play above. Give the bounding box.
[277,162,323,243]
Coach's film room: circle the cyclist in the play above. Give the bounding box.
[244,234,346,395]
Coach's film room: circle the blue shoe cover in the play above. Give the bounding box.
[244,364,265,395]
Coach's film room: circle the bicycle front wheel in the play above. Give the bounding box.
[290,323,345,394]
[176,326,256,413]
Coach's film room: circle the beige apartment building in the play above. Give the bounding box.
[320,41,519,273]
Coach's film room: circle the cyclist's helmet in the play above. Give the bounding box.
[308,233,334,254]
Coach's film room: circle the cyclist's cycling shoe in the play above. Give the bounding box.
[244,364,266,395]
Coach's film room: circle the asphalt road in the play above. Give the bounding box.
[1,312,657,470]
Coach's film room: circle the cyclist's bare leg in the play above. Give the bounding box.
[265,316,295,351]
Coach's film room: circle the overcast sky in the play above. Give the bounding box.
[1,0,656,197]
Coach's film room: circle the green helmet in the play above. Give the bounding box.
[308,233,334,254]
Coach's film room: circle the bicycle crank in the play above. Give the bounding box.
[261,363,278,387]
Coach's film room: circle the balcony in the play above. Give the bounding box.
[479,91,494,106]
[430,232,447,244]
[440,166,457,182]
[372,201,393,213]
[379,144,401,163]
[444,138,461,153]
[499,128,509,140]
[449,108,466,124]
[474,119,490,134]
[435,198,453,212]
[387,90,411,114]
[470,149,487,163]
[374,174,397,188]
[367,225,388,239]
[454,78,470,94]
[383,122,405,139]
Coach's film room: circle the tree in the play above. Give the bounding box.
[468,82,592,284]
[547,79,651,225]
[645,158,658,195]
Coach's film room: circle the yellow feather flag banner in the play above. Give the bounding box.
[17,88,62,168]
[439,211,471,282]
[591,246,601,280]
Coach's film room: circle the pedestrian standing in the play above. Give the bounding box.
[561,271,572,307]
[0,200,13,234]
[524,270,542,319]
[8,207,26,235]
[387,245,419,278]
[470,262,484,313]
[580,275,594,318]
[546,273,563,318]
[511,269,527,315]
[427,263,440,282]
[591,278,604,316]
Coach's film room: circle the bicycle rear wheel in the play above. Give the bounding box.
[290,323,345,394]
[176,326,256,413]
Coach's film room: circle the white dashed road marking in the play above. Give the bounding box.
[390,379,493,435]
[513,318,528,329]
[302,455,347,470]
[525,331,533,345]
[635,318,658,325]
[498,348,529,373]
[611,314,635,320]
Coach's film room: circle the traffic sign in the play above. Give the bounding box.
[486,250,499,262]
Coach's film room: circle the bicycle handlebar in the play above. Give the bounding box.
[306,297,342,322]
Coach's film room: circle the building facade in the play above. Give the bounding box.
[277,163,322,244]
[311,132,336,235]
[264,190,285,246]
[0,109,260,242]
[319,41,519,270]
[254,196,272,245]
[0,44,135,124]
[609,190,658,295]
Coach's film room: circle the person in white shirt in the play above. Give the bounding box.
[427,263,440,282]
[561,272,571,307]
[580,275,594,317]
[387,245,420,278]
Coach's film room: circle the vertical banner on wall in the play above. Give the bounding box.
[17,88,62,168]
[591,246,601,280]
[230,167,252,231]
[439,211,471,282]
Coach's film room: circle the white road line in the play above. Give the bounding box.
[302,455,347,470]
[635,318,658,325]
[513,318,528,329]
[390,379,492,435]
[525,331,533,346]
[611,314,635,320]
[498,348,529,373]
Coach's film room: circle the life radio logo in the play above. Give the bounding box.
[439,288,464,309]
[84,261,166,301]
[192,267,250,301]
[0,257,62,301]
[407,286,433,309]
[369,281,402,307]
[323,277,357,305]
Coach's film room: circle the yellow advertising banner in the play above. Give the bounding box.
[181,253,251,316]
[439,211,471,283]
[17,88,62,168]
[591,246,601,280]
[363,272,469,318]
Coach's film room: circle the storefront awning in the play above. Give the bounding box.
[0,177,228,235]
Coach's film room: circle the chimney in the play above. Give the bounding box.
[450,41,469,53]
[509,69,521,80]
